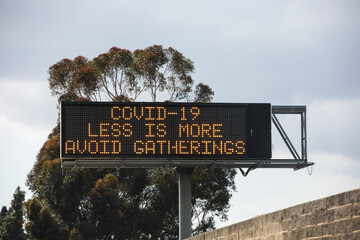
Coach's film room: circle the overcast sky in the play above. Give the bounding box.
[1,0,359,228]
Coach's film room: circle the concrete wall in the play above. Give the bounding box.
[187,188,360,240]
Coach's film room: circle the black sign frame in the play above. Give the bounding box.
[60,102,272,162]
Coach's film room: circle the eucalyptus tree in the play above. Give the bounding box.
[25,45,236,239]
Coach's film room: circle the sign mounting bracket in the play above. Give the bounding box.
[271,105,313,171]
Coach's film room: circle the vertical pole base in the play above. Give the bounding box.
[178,168,193,240]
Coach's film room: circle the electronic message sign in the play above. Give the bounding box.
[61,102,271,160]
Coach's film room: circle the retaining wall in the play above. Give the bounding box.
[187,188,360,240]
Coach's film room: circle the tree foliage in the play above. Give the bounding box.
[25,45,235,239]
[48,45,206,103]
[0,186,27,240]
[194,83,215,103]
[24,198,67,240]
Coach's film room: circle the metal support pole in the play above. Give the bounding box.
[178,168,193,240]
[301,111,307,160]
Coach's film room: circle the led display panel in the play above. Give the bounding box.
[61,102,271,160]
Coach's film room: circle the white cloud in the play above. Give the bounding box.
[309,151,360,180]
[272,97,360,160]
[0,114,49,142]
[205,0,355,51]
[0,79,56,208]
[0,79,49,116]
[307,97,360,159]
[309,97,360,135]
[0,78,57,128]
